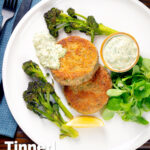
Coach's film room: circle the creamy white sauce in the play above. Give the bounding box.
[103,35,138,71]
[33,32,66,70]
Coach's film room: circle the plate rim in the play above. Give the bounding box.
[2,0,150,149]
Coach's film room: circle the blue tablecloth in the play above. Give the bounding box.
[0,0,40,138]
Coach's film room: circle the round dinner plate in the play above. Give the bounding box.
[2,0,150,150]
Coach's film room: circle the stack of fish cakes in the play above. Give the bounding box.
[51,36,112,114]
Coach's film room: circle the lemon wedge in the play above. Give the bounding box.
[66,116,104,128]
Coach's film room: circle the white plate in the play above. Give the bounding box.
[2,0,150,150]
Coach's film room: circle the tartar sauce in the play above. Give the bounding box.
[102,34,139,71]
[33,32,67,70]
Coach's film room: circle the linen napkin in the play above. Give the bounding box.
[0,0,41,138]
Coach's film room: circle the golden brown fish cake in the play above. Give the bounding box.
[64,65,112,114]
[51,36,99,86]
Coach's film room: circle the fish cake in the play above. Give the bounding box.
[51,36,99,86]
[64,65,112,114]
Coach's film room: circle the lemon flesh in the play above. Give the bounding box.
[66,116,104,128]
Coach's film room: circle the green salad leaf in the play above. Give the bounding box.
[132,65,140,75]
[107,97,123,111]
[101,108,115,120]
[142,97,150,112]
[107,89,127,97]
[102,56,150,125]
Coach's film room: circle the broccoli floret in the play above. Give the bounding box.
[41,82,54,94]
[87,16,99,29]
[67,8,77,18]
[44,8,63,37]
[86,16,99,42]
[64,26,73,33]
[50,29,59,38]
[22,60,47,82]
[44,8,61,24]
[67,8,87,20]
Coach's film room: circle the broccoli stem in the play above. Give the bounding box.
[56,110,66,124]
[46,92,54,112]
[39,93,53,113]
[33,70,47,82]
[57,15,87,26]
[33,106,77,138]
[60,124,79,138]
[31,106,55,121]
[56,24,68,31]
[52,93,73,119]
[75,13,87,20]
[98,24,117,35]
[27,95,77,138]
[91,30,95,43]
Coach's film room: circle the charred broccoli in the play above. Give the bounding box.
[22,60,47,82]
[44,7,117,42]
[67,8,77,18]
[22,61,78,138]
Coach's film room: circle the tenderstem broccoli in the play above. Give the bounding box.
[44,8,117,43]
[22,61,73,119]
[22,61,78,138]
